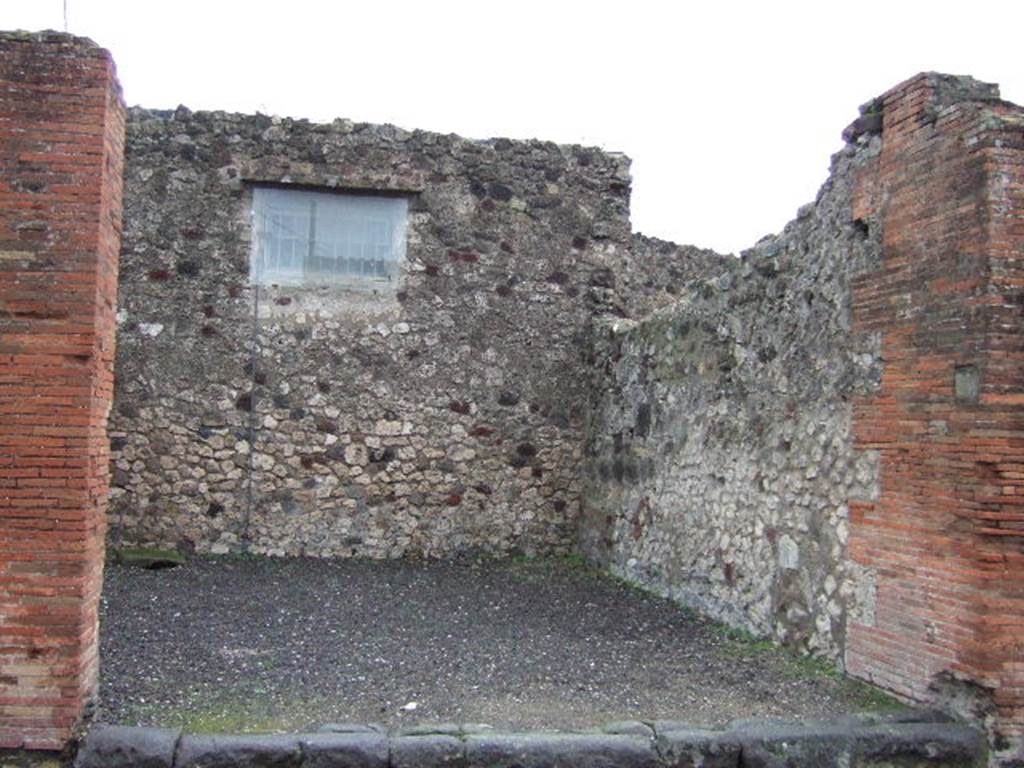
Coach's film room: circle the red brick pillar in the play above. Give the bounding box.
[848,73,1024,760]
[0,31,124,750]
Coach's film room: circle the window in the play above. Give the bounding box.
[251,187,407,289]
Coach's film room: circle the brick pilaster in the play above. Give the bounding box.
[0,30,124,750]
[848,73,1024,759]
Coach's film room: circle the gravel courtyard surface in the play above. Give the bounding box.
[97,556,899,733]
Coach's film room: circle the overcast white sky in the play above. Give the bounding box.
[6,0,1023,254]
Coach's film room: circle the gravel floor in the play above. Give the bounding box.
[97,556,900,733]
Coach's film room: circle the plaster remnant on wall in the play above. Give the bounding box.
[778,536,800,570]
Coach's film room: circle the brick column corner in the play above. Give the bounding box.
[847,72,1024,763]
[0,30,125,750]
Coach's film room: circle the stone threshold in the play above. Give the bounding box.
[72,710,984,768]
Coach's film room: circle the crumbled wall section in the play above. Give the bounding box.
[580,128,883,658]
[846,73,1024,762]
[110,108,639,557]
[606,234,727,319]
[0,31,125,749]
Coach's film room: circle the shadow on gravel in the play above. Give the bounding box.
[98,555,902,733]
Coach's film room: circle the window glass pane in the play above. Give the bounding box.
[251,188,407,288]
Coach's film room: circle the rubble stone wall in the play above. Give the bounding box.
[110,106,657,558]
[580,120,884,658]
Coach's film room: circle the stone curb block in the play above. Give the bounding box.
[73,716,985,768]
[72,725,181,768]
[300,733,388,768]
[731,722,985,768]
[655,728,741,768]
[391,734,465,768]
[855,722,984,763]
[463,733,659,768]
[175,734,302,768]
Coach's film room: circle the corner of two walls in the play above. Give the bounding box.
[845,74,1024,761]
[581,72,1024,761]
[580,128,885,659]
